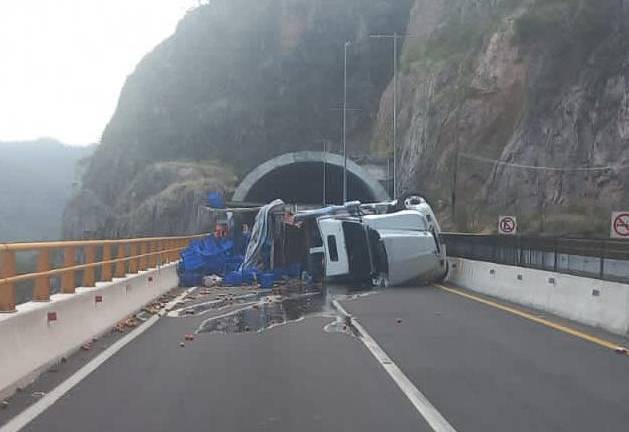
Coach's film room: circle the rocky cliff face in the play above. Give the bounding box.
[65,0,413,238]
[67,0,629,238]
[373,0,629,235]
[63,161,235,238]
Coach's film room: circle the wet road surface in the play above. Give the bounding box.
[5,282,629,431]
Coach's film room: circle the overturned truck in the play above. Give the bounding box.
[296,195,448,287]
[199,195,448,288]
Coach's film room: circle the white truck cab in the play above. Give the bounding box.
[314,196,447,287]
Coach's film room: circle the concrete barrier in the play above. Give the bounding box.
[0,263,179,400]
[447,258,629,337]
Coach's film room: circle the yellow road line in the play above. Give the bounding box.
[433,283,629,355]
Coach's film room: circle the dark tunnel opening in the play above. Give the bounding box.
[243,162,378,205]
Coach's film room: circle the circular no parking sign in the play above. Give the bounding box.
[612,212,629,238]
[498,216,517,235]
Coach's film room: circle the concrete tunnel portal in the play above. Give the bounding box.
[232,151,389,205]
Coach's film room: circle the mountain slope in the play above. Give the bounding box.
[372,0,629,235]
[65,0,629,238]
[63,0,414,237]
[0,139,92,242]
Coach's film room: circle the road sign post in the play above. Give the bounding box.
[498,216,517,235]
[610,212,629,239]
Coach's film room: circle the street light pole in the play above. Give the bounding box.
[323,140,327,206]
[392,32,398,200]
[343,40,350,203]
[370,33,416,200]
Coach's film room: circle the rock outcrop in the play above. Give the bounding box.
[65,0,629,238]
[62,162,235,238]
[372,0,629,235]
[64,0,413,238]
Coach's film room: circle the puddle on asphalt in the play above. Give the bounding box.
[197,292,327,334]
[173,293,260,317]
[174,281,377,335]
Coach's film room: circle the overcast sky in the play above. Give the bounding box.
[0,0,198,146]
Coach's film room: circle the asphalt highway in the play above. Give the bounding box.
[342,285,629,432]
[20,296,429,432]
[5,283,629,432]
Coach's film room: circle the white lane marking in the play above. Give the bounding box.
[1,314,161,432]
[332,299,457,432]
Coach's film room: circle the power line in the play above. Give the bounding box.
[460,153,629,172]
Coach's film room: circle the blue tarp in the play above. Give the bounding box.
[178,235,237,287]
[207,191,225,209]
[177,198,303,287]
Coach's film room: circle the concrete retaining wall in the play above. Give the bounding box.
[0,263,179,399]
[447,258,629,337]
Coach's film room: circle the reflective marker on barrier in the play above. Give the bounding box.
[95,295,103,303]
[47,312,57,322]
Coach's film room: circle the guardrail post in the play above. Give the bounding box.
[61,246,76,294]
[157,240,163,267]
[34,249,51,301]
[176,239,183,261]
[177,239,185,261]
[0,249,17,312]
[553,237,559,272]
[163,240,170,264]
[115,243,126,278]
[599,241,606,280]
[149,241,157,269]
[129,243,138,274]
[83,245,96,287]
[168,240,174,264]
[140,241,148,271]
[517,235,523,267]
[173,239,180,261]
[102,243,112,282]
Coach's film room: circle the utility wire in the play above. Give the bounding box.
[460,153,629,172]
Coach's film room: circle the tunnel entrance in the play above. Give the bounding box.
[232,151,389,205]
[245,162,374,204]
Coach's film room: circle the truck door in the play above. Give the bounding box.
[317,218,349,277]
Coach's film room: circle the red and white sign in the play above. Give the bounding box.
[611,212,629,239]
[498,216,517,235]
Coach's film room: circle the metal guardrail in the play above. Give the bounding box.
[441,233,629,284]
[0,234,206,312]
